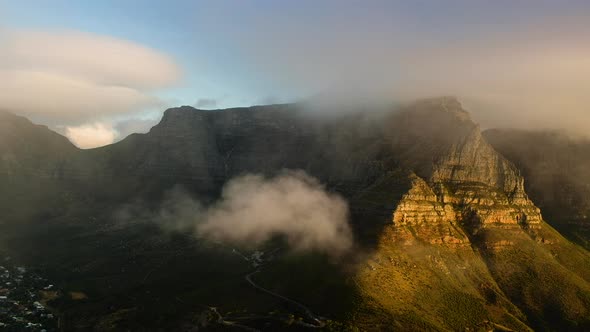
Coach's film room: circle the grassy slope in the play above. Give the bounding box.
[347,171,590,331]
[352,227,531,331]
[477,226,590,331]
[345,172,526,330]
[353,224,590,331]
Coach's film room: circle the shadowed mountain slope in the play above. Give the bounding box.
[484,129,590,249]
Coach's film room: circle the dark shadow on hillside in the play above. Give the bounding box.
[344,168,414,250]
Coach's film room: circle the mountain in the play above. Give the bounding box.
[1,98,590,331]
[0,111,77,167]
[349,103,590,330]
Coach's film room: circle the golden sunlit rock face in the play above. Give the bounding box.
[388,98,541,236]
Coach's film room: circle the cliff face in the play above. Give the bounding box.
[134,98,544,238]
[77,103,395,202]
[390,174,469,246]
[380,99,541,247]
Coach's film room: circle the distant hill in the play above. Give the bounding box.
[0,111,79,223]
[0,111,77,176]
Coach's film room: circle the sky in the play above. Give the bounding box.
[0,1,589,148]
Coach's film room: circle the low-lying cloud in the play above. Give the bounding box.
[195,98,218,109]
[64,123,118,149]
[62,117,158,148]
[119,171,352,256]
[190,2,590,135]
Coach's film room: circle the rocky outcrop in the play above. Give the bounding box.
[393,174,456,225]
[385,99,542,246]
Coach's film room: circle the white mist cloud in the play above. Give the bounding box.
[119,171,353,256]
[0,28,181,126]
[197,171,352,255]
[114,118,159,139]
[65,123,117,149]
[62,117,159,148]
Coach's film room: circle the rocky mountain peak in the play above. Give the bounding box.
[380,98,543,237]
[406,96,471,120]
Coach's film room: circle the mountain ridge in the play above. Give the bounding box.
[1,97,590,330]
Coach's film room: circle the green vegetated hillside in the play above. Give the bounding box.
[1,98,590,331]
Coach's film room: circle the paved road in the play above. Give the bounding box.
[245,270,324,328]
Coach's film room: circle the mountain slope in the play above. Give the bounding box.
[0,111,78,175]
[0,111,81,224]
[484,129,590,248]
